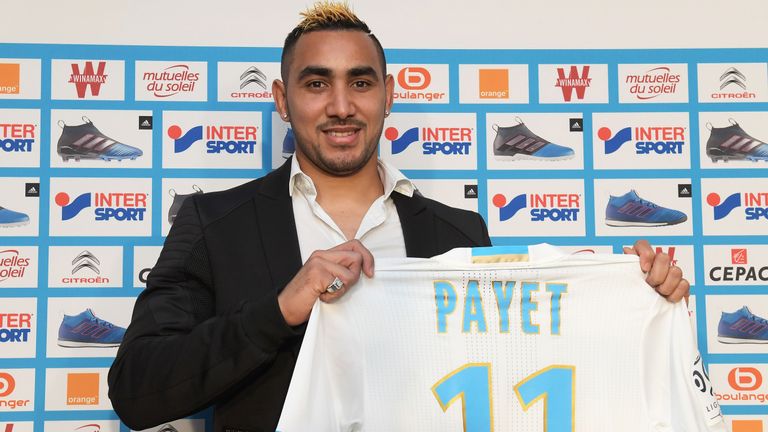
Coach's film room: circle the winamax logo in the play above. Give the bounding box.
[68,61,108,98]
[135,61,207,101]
[492,192,581,223]
[621,65,684,101]
[0,370,33,411]
[598,124,686,155]
[539,64,607,104]
[556,66,592,102]
[390,64,449,104]
[705,245,768,285]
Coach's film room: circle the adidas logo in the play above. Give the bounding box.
[678,183,692,198]
[27,186,37,194]
[141,119,151,127]
[464,185,478,199]
[25,182,40,197]
[138,116,153,130]
[569,118,583,132]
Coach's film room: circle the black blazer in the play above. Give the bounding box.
[108,160,491,432]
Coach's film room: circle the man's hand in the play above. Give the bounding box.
[278,240,375,326]
[623,239,689,303]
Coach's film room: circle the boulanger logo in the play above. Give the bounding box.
[0,250,30,283]
[136,61,207,101]
[707,191,768,221]
[713,365,768,405]
[492,192,580,222]
[0,371,31,411]
[55,191,148,222]
[391,64,448,104]
[168,124,258,155]
[0,123,35,154]
[66,373,99,406]
[385,126,472,156]
[69,61,107,99]
[556,66,591,102]
[0,63,20,95]
[598,124,685,155]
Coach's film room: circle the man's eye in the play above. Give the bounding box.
[307,81,326,88]
[352,80,371,88]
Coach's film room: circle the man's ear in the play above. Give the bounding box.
[384,74,394,115]
[273,79,290,121]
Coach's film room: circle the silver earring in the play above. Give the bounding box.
[384,111,389,117]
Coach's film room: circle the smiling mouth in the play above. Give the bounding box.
[326,130,357,137]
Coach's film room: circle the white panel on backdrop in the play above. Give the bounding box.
[701,178,768,236]
[0,422,34,432]
[487,179,585,237]
[133,246,163,288]
[162,111,262,169]
[218,62,280,102]
[44,368,111,411]
[46,297,135,358]
[161,178,252,236]
[592,112,691,170]
[458,64,529,104]
[698,112,768,169]
[380,113,477,170]
[51,60,125,101]
[709,364,768,406]
[0,247,38,289]
[0,109,40,168]
[48,246,123,288]
[485,112,583,170]
[706,295,768,354]
[389,64,449,104]
[617,64,689,104]
[697,63,768,103]
[0,177,39,237]
[410,179,479,212]
[0,59,41,100]
[133,418,206,432]
[538,64,608,104]
[593,178,693,236]
[45,420,121,432]
[704,245,768,286]
[0,298,36,358]
[0,368,35,412]
[49,177,152,237]
[50,110,153,168]
[135,61,207,102]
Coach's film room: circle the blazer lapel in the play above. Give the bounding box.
[392,192,438,258]
[253,160,303,292]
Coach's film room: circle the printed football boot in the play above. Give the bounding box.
[168,185,203,225]
[492,120,574,161]
[718,306,768,344]
[705,119,768,162]
[0,205,30,227]
[282,128,295,159]
[57,308,126,347]
[605,190,687,227]
[57,117,143,162]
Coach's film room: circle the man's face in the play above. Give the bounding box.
[274,30,393,176]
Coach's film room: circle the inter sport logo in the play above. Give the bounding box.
[492,192,580,222]
[707,192,768,221]
[384,126,472,155]
[598,125,685,155]
[0,123,35,153]
[167,124,258,154]
[54,192,148,222]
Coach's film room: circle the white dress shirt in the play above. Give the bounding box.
[289,156,416,263]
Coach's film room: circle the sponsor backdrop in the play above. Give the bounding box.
[1,4,768,430]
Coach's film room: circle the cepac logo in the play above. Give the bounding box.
[66,373,99,406]
[0,313,32,344]
[624,66,681,100]
[0,123,35,153]
[492,192,580,222]
[54,191,148,222]
[555,66,591,102]
[732,248,748,264]
[384,126,472,156]
[0,64,20,95]
[709,247,768,283]
[167,124,258,154]
[713,67,755,100]
[142,64,200,98]
[729,368,763,391]
[0,250,30,283]
[707,191,768,221]
[391,64,448,103]
[479,69,509,99]
[69,62,107,99]
[598,125,685,155]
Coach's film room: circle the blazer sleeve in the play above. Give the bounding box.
[107,196,302,430]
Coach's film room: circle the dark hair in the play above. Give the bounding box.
[280,2,387,83]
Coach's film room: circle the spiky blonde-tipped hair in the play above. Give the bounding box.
[280,1,386,81]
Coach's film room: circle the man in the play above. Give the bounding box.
[108,3,688,431]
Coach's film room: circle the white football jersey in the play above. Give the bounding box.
[277,245,725,432]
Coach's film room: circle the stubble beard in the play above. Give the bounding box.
[296,122,383,177]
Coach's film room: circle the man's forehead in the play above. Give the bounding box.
[287,30,383,77]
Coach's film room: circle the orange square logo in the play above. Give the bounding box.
[66,373,99,405]
[733,420,763,432]
[0,64,20,94]
[479,69,508,99]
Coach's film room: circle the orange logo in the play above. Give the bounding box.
[66,373,99,405]
[733,420,763,432]
[397,67,431,90]
[0,372,15,397]
[728,367,763,391]
[479,69,508,99]
[0,64,20,95]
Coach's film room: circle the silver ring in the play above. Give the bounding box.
[325,277,344,293]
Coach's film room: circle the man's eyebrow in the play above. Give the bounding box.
[348,66,379,81]
[297,66,332,81]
